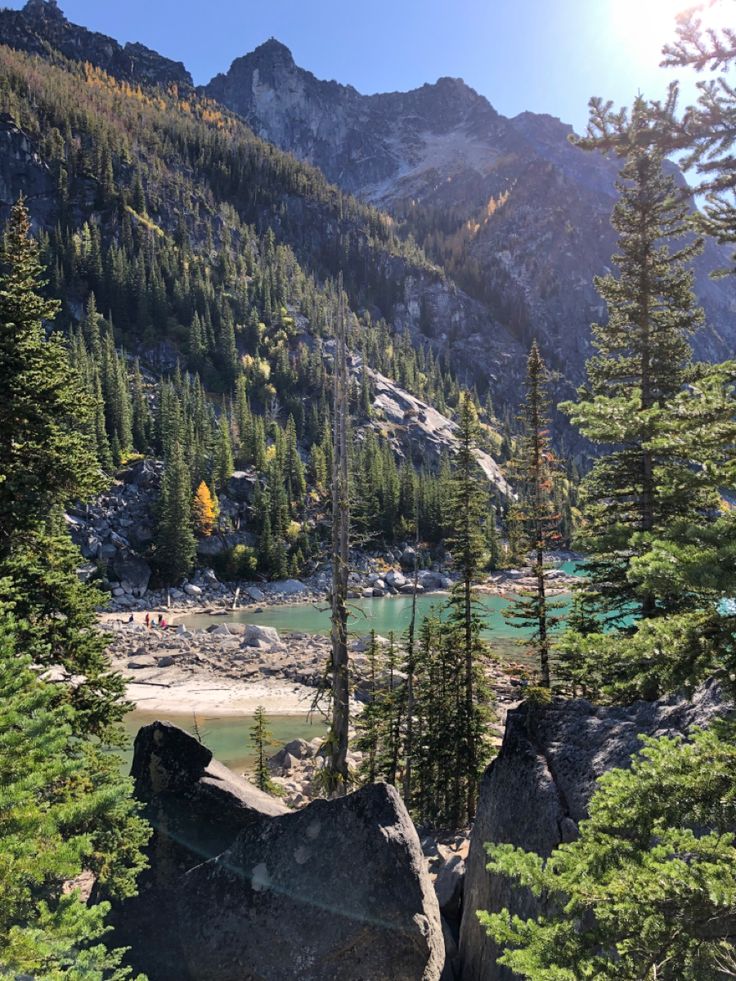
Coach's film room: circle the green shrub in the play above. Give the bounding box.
[212,544,258,581]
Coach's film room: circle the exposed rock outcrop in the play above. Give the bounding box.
[111,721,287,979]
[178,782,444,981]
[204,39,736,394]
[459,680,731,981]
[114,722,444,981]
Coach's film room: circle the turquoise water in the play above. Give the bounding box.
[122,710,324,775]
[179,563,579,660]
[123,563,580,772]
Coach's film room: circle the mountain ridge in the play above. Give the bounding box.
[0,0,193,87]
[201,36,736,382]
[0,3,733,425]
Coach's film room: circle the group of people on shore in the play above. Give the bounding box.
[144,612,169,630]
[123,612,171,629]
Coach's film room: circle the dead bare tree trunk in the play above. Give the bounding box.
[328,283,350,790]
[402,485,420,808]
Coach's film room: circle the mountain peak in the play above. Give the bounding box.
[23,0,65,20]
[251,37,295,66]
[434,75,468,90]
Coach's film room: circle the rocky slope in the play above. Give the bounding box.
[0,8,527,409]
[0,0,192,87]
[459,680,732,981]
[204,39,736,385]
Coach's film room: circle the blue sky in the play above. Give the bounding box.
[4,0,709,132]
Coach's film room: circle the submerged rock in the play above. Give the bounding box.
[179,782,444,981]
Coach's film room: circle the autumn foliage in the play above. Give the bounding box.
[192,480,218,536]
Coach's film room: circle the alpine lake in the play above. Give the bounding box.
[123,562,579,775]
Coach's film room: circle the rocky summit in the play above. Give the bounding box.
[204,39,736,389]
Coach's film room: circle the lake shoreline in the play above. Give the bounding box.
[103,557,581,721]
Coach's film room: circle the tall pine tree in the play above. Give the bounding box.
[504,342,562,687]
[156,442,196,584]
[562,125,705,626]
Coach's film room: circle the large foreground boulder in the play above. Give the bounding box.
[113,723,443,981]
[111,721,286,979]
[459,679,730,981]
[178,782,444,981]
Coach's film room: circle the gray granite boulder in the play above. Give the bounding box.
[111,721,286,980]
[226,469,258,502]
[243,623,282,647]
[459,679,731,981]
[178,783,445,980]
[111,553,151,595]
[270,577,308,596]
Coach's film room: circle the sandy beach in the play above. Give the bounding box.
[126,676,324,716]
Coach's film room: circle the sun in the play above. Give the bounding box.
[611,0,696,57]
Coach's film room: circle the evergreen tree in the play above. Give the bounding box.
[284,413,306,510]
[0,198,126,735]
[0,606,148,979]
[562,122,705,625]
[130,358,150,452]
[481,726,736,980]
[92,371,113,472]
[250,706,275,794]
[0,197,102,549]
[356,631,381,784]
[0,199,148,973]
[503,343,562,687]
[213,413,234,491]
[445,392,492,822]
[560,109,736,701]
[156,442,196,583]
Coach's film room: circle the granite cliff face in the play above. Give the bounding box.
[0,0,192,88]
[204,40,736,382]
[205,40,513,205]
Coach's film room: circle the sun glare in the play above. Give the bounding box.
[611,0,699,58]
